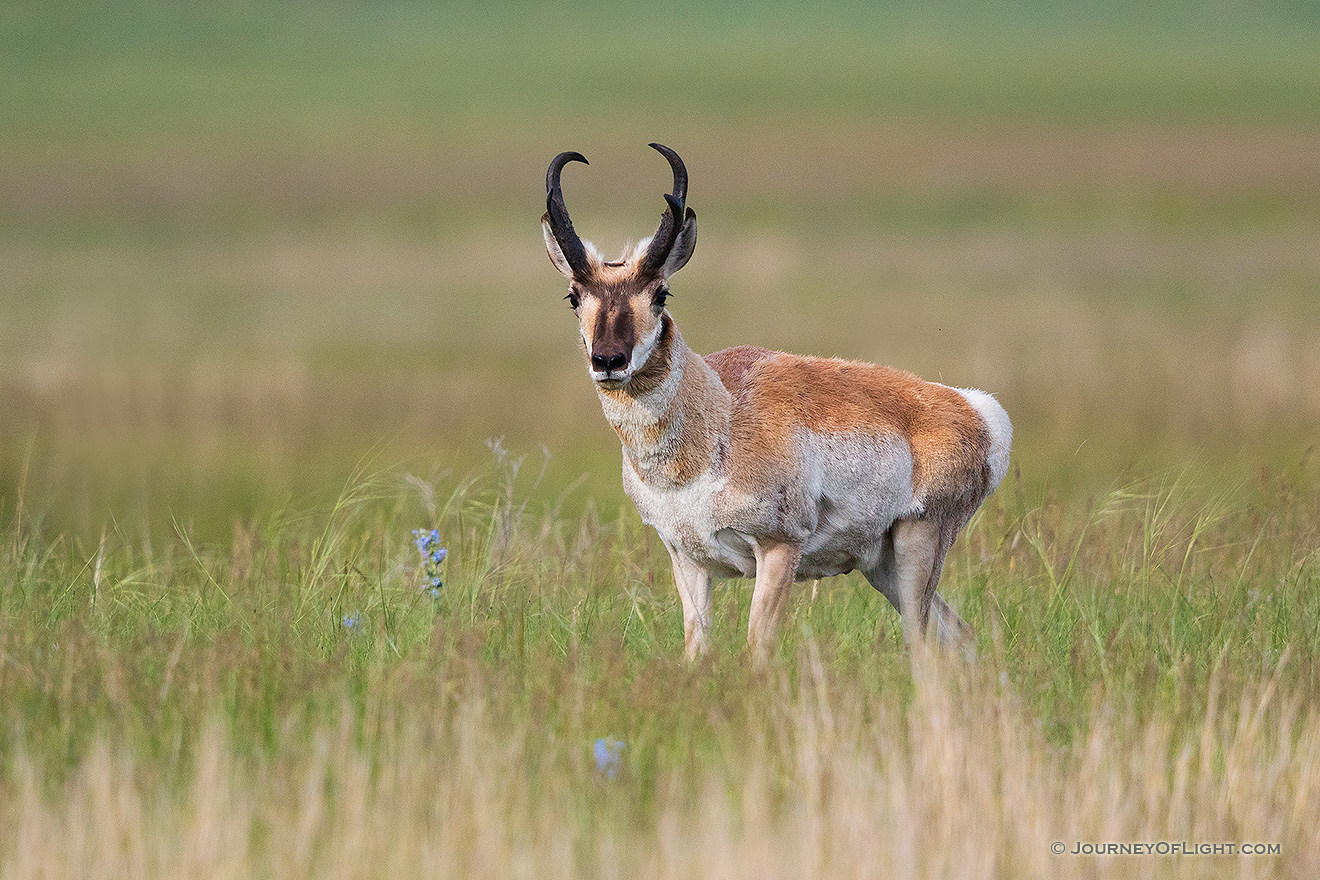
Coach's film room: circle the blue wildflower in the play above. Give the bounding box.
[342,612,362,631]
[593,738,625,779]
[413,528,448,597]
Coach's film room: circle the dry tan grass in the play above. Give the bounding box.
[4,222,1317,494]
[3,649,1312,880]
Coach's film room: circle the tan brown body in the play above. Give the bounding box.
[542,145,1011,658]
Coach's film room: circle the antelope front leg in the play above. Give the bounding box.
[748,539,802,661]
[663,542,713,660]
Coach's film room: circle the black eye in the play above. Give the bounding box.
[654,288,669,308]
[565,291,580,309]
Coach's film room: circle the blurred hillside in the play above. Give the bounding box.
[2,0,1318,538]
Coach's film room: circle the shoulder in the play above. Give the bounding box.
[704,345,776,396]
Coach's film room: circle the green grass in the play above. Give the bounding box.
[2,462,1317,876]
[8,459,1319,760]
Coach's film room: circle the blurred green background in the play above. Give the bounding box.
[3,0,1319,540]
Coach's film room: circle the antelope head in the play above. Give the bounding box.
[542,143,697,389]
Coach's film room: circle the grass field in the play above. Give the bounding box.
[2,2,1319,877]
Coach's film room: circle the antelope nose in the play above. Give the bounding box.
[591,351,628,373]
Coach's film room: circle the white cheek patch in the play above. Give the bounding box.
[629,317,664,373]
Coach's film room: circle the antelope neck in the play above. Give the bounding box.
[596,314,731,487]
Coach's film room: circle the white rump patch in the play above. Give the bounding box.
[954,387,1013,491]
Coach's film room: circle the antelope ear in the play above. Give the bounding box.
[659,207,697,279]
[542,213,577,280]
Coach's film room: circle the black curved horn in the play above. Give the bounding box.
[545,151,591,275]
[640,143,689,275]
[651,142,687,205]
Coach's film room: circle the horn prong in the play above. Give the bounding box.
[641,144,690,275]
[648,143,688,204]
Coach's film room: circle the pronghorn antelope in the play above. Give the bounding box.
[542,144,1011,659]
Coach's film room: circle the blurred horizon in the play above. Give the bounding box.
[3,0,1319,539]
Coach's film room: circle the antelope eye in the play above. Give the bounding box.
[653,288,669,307]
[565,292,580,309]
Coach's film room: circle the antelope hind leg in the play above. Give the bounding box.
[888,517,974,654]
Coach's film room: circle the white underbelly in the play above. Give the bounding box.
[625,430,920,581]
[793,431,918,576]
[647,507,901,582]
